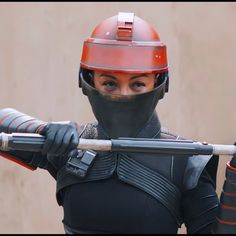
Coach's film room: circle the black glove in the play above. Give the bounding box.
[229,142,236,168]
[39,121,79,156]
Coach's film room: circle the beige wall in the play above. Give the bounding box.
[0,2,236,233]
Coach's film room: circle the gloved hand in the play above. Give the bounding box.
[229,142,236,168]
[39,121,79,156]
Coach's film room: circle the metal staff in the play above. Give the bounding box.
[0,132,235,156]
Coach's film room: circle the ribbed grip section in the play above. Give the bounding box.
[0,108,46,134]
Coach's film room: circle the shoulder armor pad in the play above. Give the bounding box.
[160,128,219,190]
[183,154,219,190]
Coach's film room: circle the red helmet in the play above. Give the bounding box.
[79,13,169,138]
[80,12,168,74]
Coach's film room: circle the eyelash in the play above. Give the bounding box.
[102,81,116,87]
[132,82,145,87]
[102,81,146,90]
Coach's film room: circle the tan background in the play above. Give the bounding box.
[0,2,236,234]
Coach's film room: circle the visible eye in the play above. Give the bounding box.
[131,82,146,90]
[102,80,117,91]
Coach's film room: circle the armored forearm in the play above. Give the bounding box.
[0,108,47,170]
[0,108,46,134]
[212,162,236,233]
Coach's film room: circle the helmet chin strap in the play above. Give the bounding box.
[154,73,160,87]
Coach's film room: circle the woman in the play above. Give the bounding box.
[0,12,235,234]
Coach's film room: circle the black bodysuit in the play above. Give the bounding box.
[61,168,218,234]
[55,115,219,234]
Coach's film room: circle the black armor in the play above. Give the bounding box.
[55,112,219,233]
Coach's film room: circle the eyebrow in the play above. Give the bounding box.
[100,73,148,80]
[100,73,116,80]
[130,74,148,80]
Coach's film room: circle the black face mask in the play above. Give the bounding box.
[79,71,168,139]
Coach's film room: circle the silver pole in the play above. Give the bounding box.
[0,132,9,151]
[78,138,112,151]
[212,144,236,155]
[0,132,236,155]
[77,140,236,156]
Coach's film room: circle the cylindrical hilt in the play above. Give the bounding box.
[0,132,45,152]
[0,132,236,156]
[111,138,214,155]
